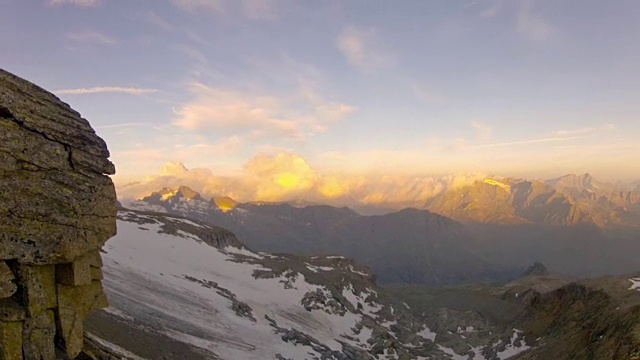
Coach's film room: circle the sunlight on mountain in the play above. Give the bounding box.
[161,189,179,200]
[214,196,237,212]
[484,178,512,193]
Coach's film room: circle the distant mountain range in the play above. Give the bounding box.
[122,173,640,286]
[127,187,507,285]
[427,174,640,228]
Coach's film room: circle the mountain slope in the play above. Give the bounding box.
[90,209,533,359]
[125,185,640,284]
[125,188,511,286]
[511,274,640,360]
[426,175,640,228]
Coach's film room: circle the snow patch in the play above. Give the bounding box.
[223,246,263,259]
[417,325,437,342]
[496,329,531,360]
[101,216,385,360]
[305,263,335,272]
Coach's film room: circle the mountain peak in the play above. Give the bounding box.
[549,173,595,189]
[176,185,201,200]
[144,186,203,202]
[521,262,550,277]
[214,196,237,212]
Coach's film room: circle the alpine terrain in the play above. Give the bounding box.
[88,209,534,359]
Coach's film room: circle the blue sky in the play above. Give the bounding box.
[2,0,640,184]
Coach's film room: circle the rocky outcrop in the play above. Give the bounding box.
[0,69,116,359]
[514,279,640,360]
[521,262,550,278]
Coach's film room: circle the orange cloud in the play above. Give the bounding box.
[116,151,487,212]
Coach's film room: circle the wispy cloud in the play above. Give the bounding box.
[49,0,99,7]
[55,87,158,95]
[412,84,447,105]
[172,0,274,19]
[471,120,492,142]
[172,135,245,156]
[479,0,503,18]
[173,83,356,141]
[179,44,208,65]
[145,11,174,31]
[553,124,616,136]
[242,0,275,20]
[172,0,226,14]
[517,0,555,42]
[473,136,579,149]
[337,26,393,70]
[67,31,116,45]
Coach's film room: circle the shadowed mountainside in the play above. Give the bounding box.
[126,187,515,286]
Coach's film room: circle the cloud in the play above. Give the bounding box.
[49,0,99,7]
[471,120,492,142]
[172,0,275,19]
[66,31,116,45]
[115,151,488,211]
[473,136,580,149]
[173,83,356,141]
[55,87,158,95]
[172,136,245,157]
[412,85,447,105]
[479,0,503,18]
[242,0,275,20]
[517,0,555,42]
[145,11,174,31]
[337,26,393,70]
[178,44,208,65]
[553,124,616,136]
[172,0,226,14]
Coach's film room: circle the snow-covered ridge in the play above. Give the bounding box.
[97,210,533,359]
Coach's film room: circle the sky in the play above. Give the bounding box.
[2,0,640,192]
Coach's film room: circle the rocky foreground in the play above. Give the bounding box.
[0,69,116,359]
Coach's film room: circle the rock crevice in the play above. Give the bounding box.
[0,69,116,359]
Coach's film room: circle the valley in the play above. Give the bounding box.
[121,174,640,286]
[86,208,640,359]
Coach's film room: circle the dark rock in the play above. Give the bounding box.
[0,69,117,265]
[521,262,550,278]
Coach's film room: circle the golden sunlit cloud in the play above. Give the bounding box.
[116,151,488,212]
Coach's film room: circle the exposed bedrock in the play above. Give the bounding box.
[0,69,116,359]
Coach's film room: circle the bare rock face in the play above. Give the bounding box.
[0,69,116,359]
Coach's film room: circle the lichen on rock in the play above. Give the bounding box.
[0,68,117,359]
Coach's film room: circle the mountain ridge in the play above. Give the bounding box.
[90,208,536,359]
[124,184,640,286]
[125,186,512,286]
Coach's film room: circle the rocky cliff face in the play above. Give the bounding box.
[513,277,640,360]
[0,69,116,359]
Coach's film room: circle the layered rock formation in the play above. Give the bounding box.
[0,69,116,359]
